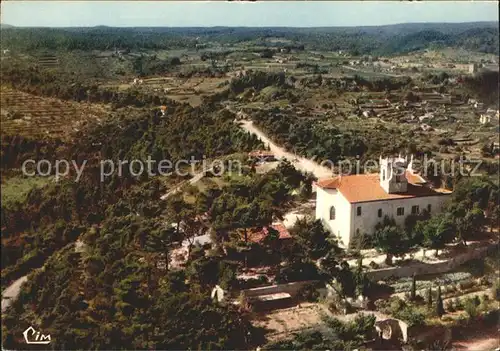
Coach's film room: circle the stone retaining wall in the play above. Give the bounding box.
[241,280,319,299]
[366,243,496,281]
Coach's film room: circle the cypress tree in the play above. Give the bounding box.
[410,273,417,301]
[427,285,433,309]
[436,285,445,317]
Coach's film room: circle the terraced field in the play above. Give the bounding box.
[0,88,110,140]
[101,76,229,106]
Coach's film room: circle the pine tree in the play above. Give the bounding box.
[436,285,445,317]
[427,285,433,309]
[410,273,417,301]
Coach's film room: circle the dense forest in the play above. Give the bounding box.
[1,91,263,286]
[1,21,498,55]
[462,70,500,106]
[0,95,270,349]
[2,178,265,349]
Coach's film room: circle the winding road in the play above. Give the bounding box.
[1,276,28,312]
[239,119,333,179]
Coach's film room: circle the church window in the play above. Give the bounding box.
[329,206,336,220]
[397,207,404,216]
[411,205,420,214]
[382,169,386,181]
[378,209,383,218]
[427,204,432,213]
[357,206,362,216]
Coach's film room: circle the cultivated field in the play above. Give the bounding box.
[0,87,110,140]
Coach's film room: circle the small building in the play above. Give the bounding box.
[418,113,434,122]
[248,150,276,162]
[480,114,492,124]
[236,70,248,78]
[362,110,375,118]
[160,105,167,116]
[211,285,225,303]
[243,224,292,244]
[479,109,499,124]
[492,142,500,153]
[420,124,433,132]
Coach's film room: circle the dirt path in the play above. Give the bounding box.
[452,326,499,351]
[1,276,28,312]
[160,166,213,200]
[239,120,333,179]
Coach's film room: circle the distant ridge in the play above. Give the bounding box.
[0,21,497,30]
[1,21,497,55]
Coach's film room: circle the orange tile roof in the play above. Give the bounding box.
[244,224,292,243]
[316,171,450,203]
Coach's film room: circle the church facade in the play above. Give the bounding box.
[315,155,452,248]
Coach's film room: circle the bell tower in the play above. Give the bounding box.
[379,154,409,194]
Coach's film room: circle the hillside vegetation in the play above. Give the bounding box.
[1,22,498,55]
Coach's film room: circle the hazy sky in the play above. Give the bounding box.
[1,1,498,28]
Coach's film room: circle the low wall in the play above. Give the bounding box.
[366,243,496,281]
[241,280,319,299]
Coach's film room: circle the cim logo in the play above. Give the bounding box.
[23,326,51,345]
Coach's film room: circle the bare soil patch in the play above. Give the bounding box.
[252,302,326,342]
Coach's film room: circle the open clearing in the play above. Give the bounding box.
[252,303,327,342]
[1,176,52,208]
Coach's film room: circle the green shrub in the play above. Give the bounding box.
[445,299,455,312]
[389,297,407,315]
[297,283,320,302]
[394,306,426,327]
[454,297,463,310]
[464,298,479,319]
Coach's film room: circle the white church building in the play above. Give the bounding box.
[315,155,452,248]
